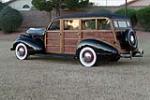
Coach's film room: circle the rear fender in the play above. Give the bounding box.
[76,39,119,58]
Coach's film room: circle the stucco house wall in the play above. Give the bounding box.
[128,0,150,9]
[8,0,32,11]
[4,0,51,28]
[129,0,150,7]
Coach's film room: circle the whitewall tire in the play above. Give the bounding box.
[79,47,97,68]
[15,43,28,60]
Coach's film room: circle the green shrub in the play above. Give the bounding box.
[0,6,23,33]
[0,2,6,12]
[88,8,112,14]
[115,8,137,27]
[136,6,150,31]
[0,2,6,30]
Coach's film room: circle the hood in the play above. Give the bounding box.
[26,28,46,36]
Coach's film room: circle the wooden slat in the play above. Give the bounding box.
[82,31,115,45]
[64,32,78,38]
[46,39,60,46]
[64,38,79,46]
[63,31,79,54]
[46,31,60,53]
[64,46,76,54]
[47,33,60,39]
[46,46,60,53]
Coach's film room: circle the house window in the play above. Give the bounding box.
[23,4,30,9]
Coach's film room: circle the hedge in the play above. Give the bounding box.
[0,2,6,12]
[0,6,23,33]
[136,6,150,31]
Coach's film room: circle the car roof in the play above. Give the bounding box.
[54,12,129,20]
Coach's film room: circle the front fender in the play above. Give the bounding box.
[76,39,119,57]
[11,34,44,53]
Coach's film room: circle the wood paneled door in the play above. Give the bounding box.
[45,20,62,54]
[45,31,61,53]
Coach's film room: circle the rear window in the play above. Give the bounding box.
[113,20,131,29]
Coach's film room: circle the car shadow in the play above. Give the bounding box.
[95,58,145,67]
[28,54,79,65]
[28,54,145,67]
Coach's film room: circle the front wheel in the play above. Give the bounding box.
[79,47,97,68]
[15,43,29,60]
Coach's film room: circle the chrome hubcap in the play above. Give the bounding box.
[83,51,94,63]
[17,46,25,57]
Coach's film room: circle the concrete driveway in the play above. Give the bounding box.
[0,31,150,100]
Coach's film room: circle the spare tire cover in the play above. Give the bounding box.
[125,29,138,49]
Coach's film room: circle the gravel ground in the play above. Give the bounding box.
[0,31,150,100]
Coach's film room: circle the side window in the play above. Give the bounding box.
[82,19,96,30]
[48,21,60,30]
[97,19,111,30]
[64,19,79,30]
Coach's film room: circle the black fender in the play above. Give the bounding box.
[76,39,119,58]
[11,34,44,54]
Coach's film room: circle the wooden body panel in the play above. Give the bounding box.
[81,30,115,46]
[45,17,121,55]
[45,30,116,54]
[64,31,79,54]
[45,31,61,53]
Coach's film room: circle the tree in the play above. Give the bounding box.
[63,0,89,10]
[136,6,150,31]
[32,0,89,16]
[115,8,137,27]
[32,0,53,12]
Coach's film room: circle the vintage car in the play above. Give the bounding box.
[11,13,143,67]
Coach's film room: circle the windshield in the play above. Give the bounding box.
[113,20,131,29]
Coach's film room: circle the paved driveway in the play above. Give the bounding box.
[0,31,150,100]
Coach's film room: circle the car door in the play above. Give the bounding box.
[63,19,81,54]
[45,20,62,54]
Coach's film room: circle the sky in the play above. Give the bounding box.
[89,0,133,6]
[2,0,133,6]
[1,0,10,3]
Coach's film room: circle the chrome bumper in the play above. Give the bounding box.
[121,49,144,58]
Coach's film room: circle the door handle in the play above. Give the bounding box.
[59,33,61,36]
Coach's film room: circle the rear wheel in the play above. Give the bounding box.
[79,47,97,68]
[15,43,29,60]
